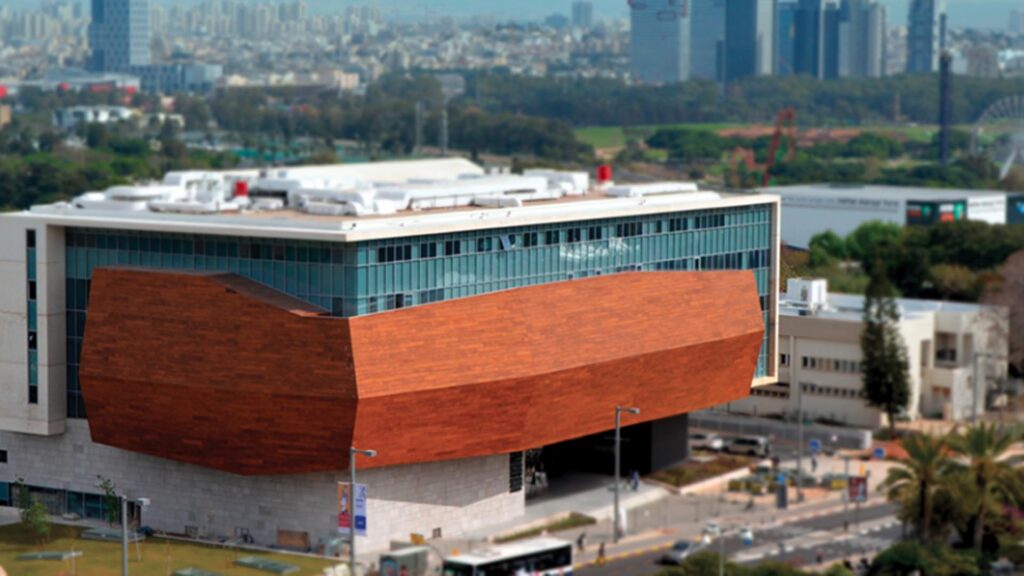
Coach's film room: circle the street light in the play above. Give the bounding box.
[613,405,640,544]
[349,447,377,576]
[120,495,149,576]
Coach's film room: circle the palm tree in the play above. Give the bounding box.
[880,433,950,542]
[945,423,1023,550]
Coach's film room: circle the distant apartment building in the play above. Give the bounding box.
[87,0,151,72]
[690,0,727,81]
[629,0,691,84]
[0,105,11,129]
[729,279,1009,428]
[965,46,1000,78]
[906,0,946,73]
[1010,10,1024,37]
[724,0,775,82]
[571,0,594,28]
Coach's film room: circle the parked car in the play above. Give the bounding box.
[689,432,724,452]
[702,521,721,538]
[726,436,771,457]
[661,540,698,565]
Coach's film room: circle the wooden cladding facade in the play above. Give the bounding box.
[80,268,764,475]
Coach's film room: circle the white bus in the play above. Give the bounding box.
[442,537,573,576]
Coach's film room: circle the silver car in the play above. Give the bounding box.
[661,540,698,565]
[689,432,724,452]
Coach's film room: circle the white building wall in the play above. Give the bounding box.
[0,220,65,436]
[777,195,904,248]
[0,421,524,554]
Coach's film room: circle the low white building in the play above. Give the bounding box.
[729,278,1009,429]
[763,183,1024,249]
[52,105,136,130]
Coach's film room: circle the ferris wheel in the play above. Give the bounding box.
[973,95,1024,180]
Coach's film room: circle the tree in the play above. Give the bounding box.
[868,542,980,576]
[861,262,910,437]
[809,231,847,267]
[929,264,980,301]
[880,433,950,542]
[84,123,110,149]
[944,423,1024,551]
[96,475,120,527]
[845,221,902,264]
[983,250,1024,375]
[21,498,51,543]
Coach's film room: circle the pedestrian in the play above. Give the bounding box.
[576,531,586,553]
[631,470,640,492]
[597,542,606,566]
[811,455,818,474]
[816,551,824,565]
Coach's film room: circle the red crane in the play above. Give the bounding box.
[762,107,797,187]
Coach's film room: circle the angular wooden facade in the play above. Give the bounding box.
[80,268,764,475]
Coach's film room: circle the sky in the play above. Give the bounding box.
[4,0,1021,31]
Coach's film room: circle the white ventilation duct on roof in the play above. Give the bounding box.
[605,182,702,198]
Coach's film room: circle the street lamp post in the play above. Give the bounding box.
[121,495,128,576]
[796,382,804,502]
[349,447,377,576]
[613,406,640,544]
[120,495,149,576]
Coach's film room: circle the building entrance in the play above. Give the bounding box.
[524,413,690,500]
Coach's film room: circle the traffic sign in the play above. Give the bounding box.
[873,446,886,460]
[809,439,822,454]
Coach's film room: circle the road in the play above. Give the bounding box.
[579,503,900,576]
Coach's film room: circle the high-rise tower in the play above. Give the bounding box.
[906,0,946,73]
[88,0,151,72]
[724,0,776,82]
[629,0,691,84]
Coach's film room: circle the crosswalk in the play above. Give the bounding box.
[735,520,900,564]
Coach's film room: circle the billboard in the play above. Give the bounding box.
[906,201,967,225]
[338,482,368,536]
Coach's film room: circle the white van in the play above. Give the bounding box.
[726,436,771,457]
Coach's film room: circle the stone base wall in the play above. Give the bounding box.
[0,421,524,553]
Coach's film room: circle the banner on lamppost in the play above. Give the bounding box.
[848,476,868,503]
[338,482,352,535]
[338,482,368,536]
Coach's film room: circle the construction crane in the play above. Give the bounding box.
[762,107,797,187]
[726,108,797,188]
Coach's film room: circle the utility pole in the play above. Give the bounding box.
[413,101,424,156]
[349,447,377,576]
[613,406,640,544]
[440,107,448,157]
[938,51,953,166]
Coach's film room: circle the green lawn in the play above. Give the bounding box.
[0,523,337,576]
